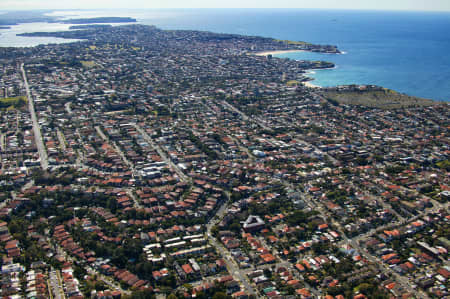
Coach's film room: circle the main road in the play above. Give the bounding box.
[21,63,49,170]
[206,192,257,296]
[134,123,190,183]
[95,125,134,171]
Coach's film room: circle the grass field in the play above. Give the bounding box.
[0,96,27,109]
[81,60,96,68]
[275,39,309,45]
[320,88,438,109]
[286,80,300,86]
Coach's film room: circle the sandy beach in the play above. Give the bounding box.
[303,81,320,88]
[254,49,305,56]
[253,50,322,88]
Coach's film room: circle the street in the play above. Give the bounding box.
[95,125,135,171]
[205,192,258,296]
[21,63,49,170]
[134,123,190,183]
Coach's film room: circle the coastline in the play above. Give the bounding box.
[254,49,305,56]
[303,80,320,88]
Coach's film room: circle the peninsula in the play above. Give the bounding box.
[59,17,137,24]
[0,10,56,25]
[0,11,136,26]
[69,24,113,30]
[18,24,340,54]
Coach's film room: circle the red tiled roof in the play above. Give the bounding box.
[182,264,193,274]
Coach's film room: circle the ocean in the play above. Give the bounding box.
[1,9,449,101]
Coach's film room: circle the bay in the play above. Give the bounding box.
[0,22,80,47]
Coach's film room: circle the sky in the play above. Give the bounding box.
[1,0,450,11]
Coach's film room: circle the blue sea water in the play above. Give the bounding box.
[138,9,450,101]
[1,9,449,101]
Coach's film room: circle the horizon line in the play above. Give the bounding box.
[1,7,450,13]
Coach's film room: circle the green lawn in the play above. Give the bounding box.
[0,96,27,109]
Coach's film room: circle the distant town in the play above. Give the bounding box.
[0,24,448,299]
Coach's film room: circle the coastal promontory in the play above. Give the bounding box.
[58,17,137,24]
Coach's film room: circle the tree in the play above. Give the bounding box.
[229,222,241,234]
[212,292,230,299]
[263,268,272,278]
[124,289,155,299]
[211,225,219,238]
[358,282,376,295]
